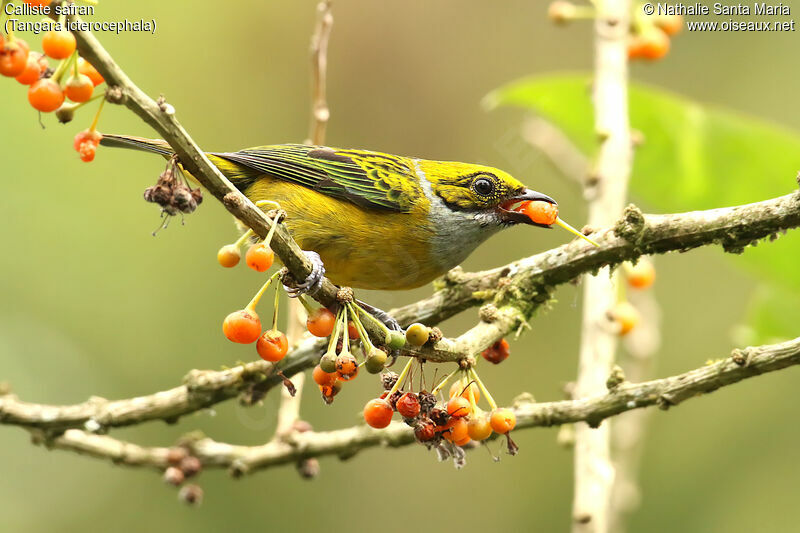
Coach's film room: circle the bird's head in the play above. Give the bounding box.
[419,161,556,228]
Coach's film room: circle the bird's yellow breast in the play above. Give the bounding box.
[243,178,443,290]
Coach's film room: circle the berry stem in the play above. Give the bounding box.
[89,96,105,132]
[324,307,343,356]
[555,217,600,247]
[469,368,497,411]
[296,294,316,315]
[244,271,281,312]
[351,303,390,337]
[386,357,414,398]
[340,305,350,354]
[431,367,459,396]
[346,303,375,353]
[271,283,280,332]
[232,229,254,249]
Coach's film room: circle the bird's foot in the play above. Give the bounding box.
[356,299,402,332]
[282,251,326,297]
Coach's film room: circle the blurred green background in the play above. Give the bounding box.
[2,1,799,532]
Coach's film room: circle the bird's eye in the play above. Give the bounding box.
[473,177,495,196]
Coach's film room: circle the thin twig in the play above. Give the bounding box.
[33,336,800,476]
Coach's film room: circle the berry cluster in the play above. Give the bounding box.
[547,1,683,62]
[143,158,204,217]
[1,11,107,161]
[363,361,519,455]
[161,446,204,506]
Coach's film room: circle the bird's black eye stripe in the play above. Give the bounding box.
[473,176,495,196]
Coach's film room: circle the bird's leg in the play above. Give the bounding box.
[282,251,326,297]
[355,299,402,332]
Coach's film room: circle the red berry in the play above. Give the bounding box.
[347,321,359,339]
[481,338,510,364]
[312,364,337,387]
[42,30,76,60]
[490,408,516,434]
[446,396,471,418]
[78,57,104,86]
[222,309,262,344]
[256,330,289,362]
[65,74,94,103]
[216,244,241,268]
[245,243,274,272]
[0,41,29,77]
[414,420,436,442]
[363,398,393,429]
[396,392,420,418]
[28,78,65,112]
[521,200,559,226]
[306,307,335,337]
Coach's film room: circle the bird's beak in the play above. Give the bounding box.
[498,189,558,228]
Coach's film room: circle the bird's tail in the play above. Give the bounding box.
[99,134,175,157]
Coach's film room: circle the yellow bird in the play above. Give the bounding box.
[101,135,557,292]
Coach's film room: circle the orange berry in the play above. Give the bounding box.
[14,52,45,85]
[610,302,640,336]
[446,396,471,418]
[312,364,337,387]
[363,398,393,428]
[78,142,97,162]
[629,27,670,61]
[444,417,469,442]
[335,353,358,381]
[306,308,335,337]
[448,381,480,403]
[656,14,683,36]
[467,414,493,441]
[73,129,102,150]
[396,392,420,419]
[42,30,76,60]
[256,330,289,362]
[222,309,262,344]
[28,78,64,112]
[481,338,510,364]
[347,321,360,339]
[490,408,516,434]
[78,57,104,86]
[521,200,559,225]
[414,420,437,442]
[0,41,29,77]
[319,381,342,403]
[454,435,472,447]
[626,259,656,289]
[245,243,274,272]
[216,244,241,268]
[65,74,94,103]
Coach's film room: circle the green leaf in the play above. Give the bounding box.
[485,74,800,293]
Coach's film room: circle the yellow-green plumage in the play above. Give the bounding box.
[100,135,553,290]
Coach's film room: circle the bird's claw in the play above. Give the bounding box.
[356,299,402,332]
[283,251,325,297]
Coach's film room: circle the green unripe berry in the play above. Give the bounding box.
[365,348,388,374]
[319,351,337,373]
[405,323,430,347]
[385,330,406,350]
